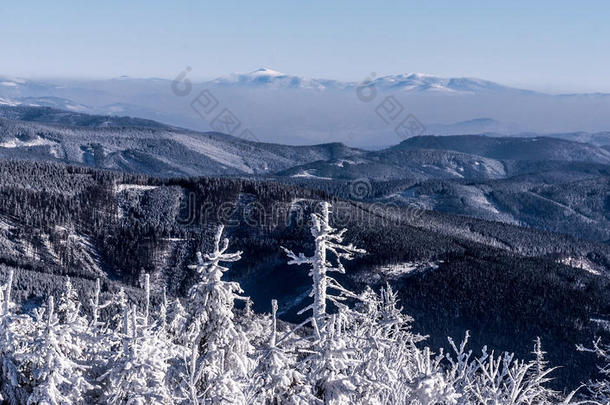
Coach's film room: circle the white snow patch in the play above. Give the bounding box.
[248,68,285,77]
[159,237,187,242]
[67,232,105,276]
[444,167,464,178]
[0,216,14,230]
[0,97,21,106]
[65,104,86,112]
[291,170,332,180]
[331,159,357,168]
[172,133,254,174]
[115,184,159,192]
[49,145,62,158]
[470,193,500,214]
[0,136,55,148]
[377,260,442,278]
[40,234,60,263]
[559,256,601,275]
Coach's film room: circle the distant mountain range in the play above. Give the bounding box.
[2,70,610,147]
[207,68,534,94]
[0,105,608,242]
[4,68,610,97]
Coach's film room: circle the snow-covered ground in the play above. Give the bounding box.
[0,136,55,149]
[558,256,601,275]
[376,260,443,279]
[290,169,332,180]
[115,184,159,192]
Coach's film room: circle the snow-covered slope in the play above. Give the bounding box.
[210,68,346,90]
[0,111,363,177]
[208,69,536,94]
[365,73,533,94]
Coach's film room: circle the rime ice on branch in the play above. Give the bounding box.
[282,201,365,329]
[187,224,246,327]
[185,224,252,404]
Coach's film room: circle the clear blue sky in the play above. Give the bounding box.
[1,0,609,93]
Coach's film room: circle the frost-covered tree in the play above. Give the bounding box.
[109,287,129,330]
[57,277,81,323]
[0,269,14,317]
[252,300,318,404]
[100,304,172,404]
[141,273,151,327]
[166,296,188,342]
[17,296,92,405]
[88,278,112,334]
[577,337,610,402]
[282,201,365,331]
[159,287,168,332]
[0,219,587,404]
[56,277,89,355]
[0,269,27,405]
[417,333,564,404]
[307,311,360,405]
[346,285,425,403]
[184,225,253,404]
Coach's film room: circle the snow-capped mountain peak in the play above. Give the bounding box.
[207,69,535,94]
[211,68,342,90]
[247,68,287,77]
[367,73,520,94]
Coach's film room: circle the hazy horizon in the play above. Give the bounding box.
[2,1,610,93]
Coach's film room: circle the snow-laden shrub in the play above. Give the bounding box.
[0,203,590,404]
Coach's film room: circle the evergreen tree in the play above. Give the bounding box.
[100,305,173,404]
[17,296,92,405]
[253,300,318,404]
[185,225,253,404]
[282,201,365,332]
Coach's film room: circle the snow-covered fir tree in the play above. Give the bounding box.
[0,269,27,405]
[16,295,93,405]
[184,225,254,404]
[99,304,173,404]
[88,278,112,334]
[251,299,318,404]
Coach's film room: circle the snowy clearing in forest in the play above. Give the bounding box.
[115,184,159,192]
[0,136,55,148]
[290,170,332,180]
[376,260,443,278]
[558,256,601,275]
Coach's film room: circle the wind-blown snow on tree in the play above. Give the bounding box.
[17,296,93,405]
[99,304,173,404]
[184,225,253,404]
[0,269,26,405]
[282,201,365,331]
[251,299,318,404]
